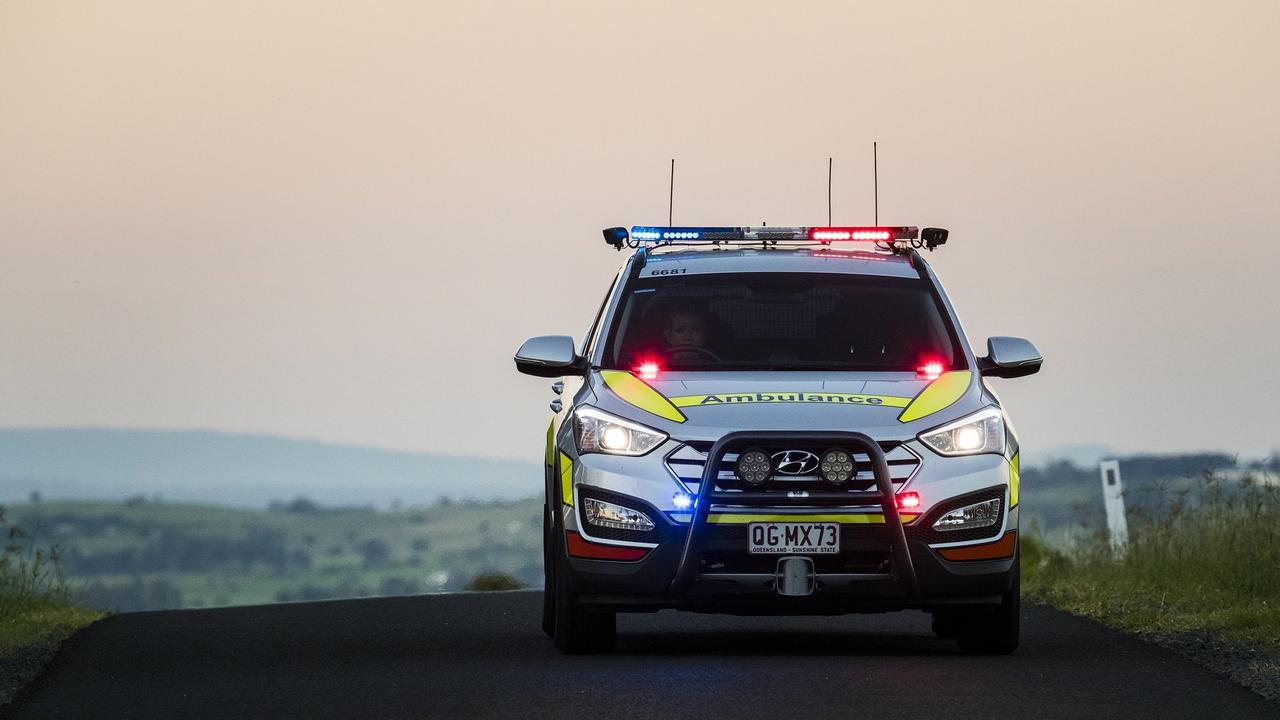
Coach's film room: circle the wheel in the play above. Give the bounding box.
[541,500,555,638]
[551,528,616,654]
[955,548,1020,654]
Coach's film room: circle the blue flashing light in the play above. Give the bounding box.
[672,492,693,510]
[631,227,701,241]
[630,226,742,243]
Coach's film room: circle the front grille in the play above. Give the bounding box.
[665,440,920,497]
[909,485,1006,544]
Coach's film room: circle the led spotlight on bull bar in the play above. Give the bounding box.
[818,448,855,485]
[735,447,773,486]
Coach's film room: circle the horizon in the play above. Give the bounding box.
[2,425,1261,512]
[0,424,1267,466]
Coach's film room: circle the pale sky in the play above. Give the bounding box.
[2,1,1278,463]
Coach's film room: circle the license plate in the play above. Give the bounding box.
[748,522,840,554]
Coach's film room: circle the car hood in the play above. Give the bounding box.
[585,370,986,443]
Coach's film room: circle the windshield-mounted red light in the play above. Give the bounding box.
[634,362,660,381]
[917,361,945,381]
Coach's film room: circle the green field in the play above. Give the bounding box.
[1023,470,1280,657]
[7,497,543,611]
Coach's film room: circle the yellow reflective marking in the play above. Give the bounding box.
[707,513,920,525]
[1009,451,1020,509]
[558,452,574,507]
[897,371,973,423]
[669,392,911,409]
[600,370,686,423]
[545,419,555,467]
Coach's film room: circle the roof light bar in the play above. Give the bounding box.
[609,226,931,249]
[626,225,920,246]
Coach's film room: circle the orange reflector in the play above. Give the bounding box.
[565,531,650,561]
[936,531,1017,561]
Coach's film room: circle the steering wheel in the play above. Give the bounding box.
[667,345,722,363]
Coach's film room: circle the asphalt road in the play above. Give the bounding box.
[5,592,1275,719]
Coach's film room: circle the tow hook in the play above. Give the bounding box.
[775,556,816,597]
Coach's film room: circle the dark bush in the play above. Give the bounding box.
[356,538,391,569]
[464,573,523,592]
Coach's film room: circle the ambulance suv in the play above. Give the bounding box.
[515,225,1042,654]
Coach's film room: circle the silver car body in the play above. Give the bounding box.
[533,240,1032,611]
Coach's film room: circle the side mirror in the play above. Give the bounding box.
[514,335,586,378]
[979,336,1042,379]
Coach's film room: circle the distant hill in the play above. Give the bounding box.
[1018,451,1263,545]
[1035,443,1118,468]
[0,428,542,508]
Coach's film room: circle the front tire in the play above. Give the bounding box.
[551,529,616,654]
[955,548,1020,654]
[541,501,555,638]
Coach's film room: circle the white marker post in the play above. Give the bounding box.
[1098,460,1128,555]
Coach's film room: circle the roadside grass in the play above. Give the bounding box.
[0,506,105,706]
[1022,470,1280,654]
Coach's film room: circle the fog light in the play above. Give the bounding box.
[583,497,655,531]
[818,448,854,485]
[735,448,773,486]
[932,498,1002,531]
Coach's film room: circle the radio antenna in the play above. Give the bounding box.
[827,157,833,225]
[873,142,879,225]
[668,158,675,226]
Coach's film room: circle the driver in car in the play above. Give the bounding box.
[663,308,717,364]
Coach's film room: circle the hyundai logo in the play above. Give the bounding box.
[772,450,820,475]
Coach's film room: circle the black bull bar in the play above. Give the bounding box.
[667,431,922,598]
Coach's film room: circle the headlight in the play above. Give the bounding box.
[932,498,1002,531]
[918,407,1005,457]
[583,497,655,531]
[573,406,667,456]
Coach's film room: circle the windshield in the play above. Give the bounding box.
[604,272,964,372]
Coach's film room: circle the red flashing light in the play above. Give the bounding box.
[565,531,650,561]
[897,492,921,510]
[634,362,660,381]
[917,361,945,381]
[808,227,894,243]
